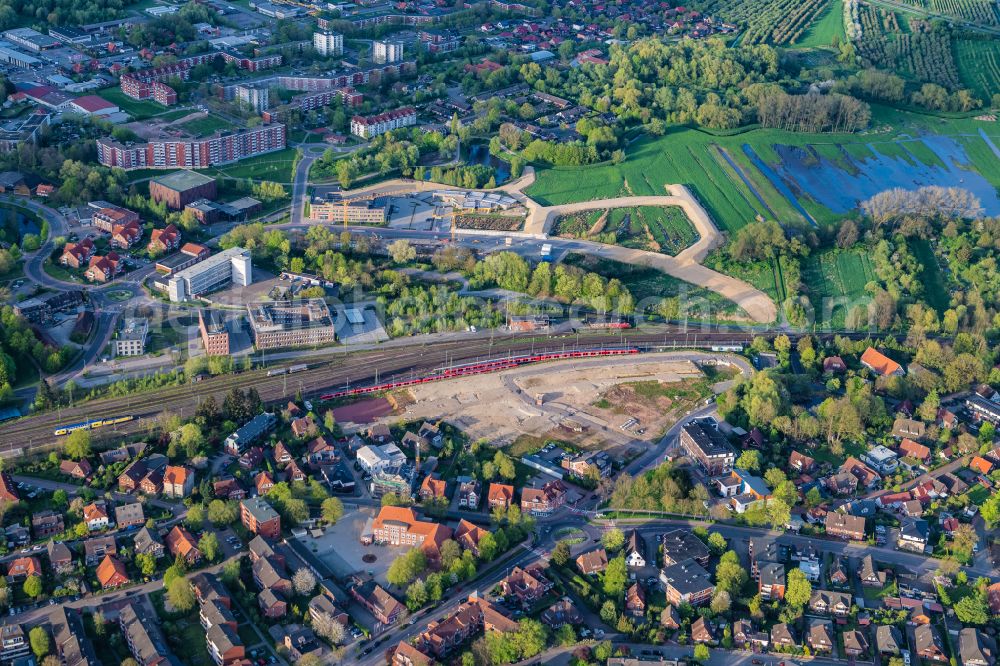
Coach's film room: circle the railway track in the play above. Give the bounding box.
[0,330,758,452]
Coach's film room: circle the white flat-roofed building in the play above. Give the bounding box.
[372,40,403,64]
[313,30,343,56]
[167,247,252,302]
[113,318,149,357]
[350,107,416,139]
[863,445,899,474]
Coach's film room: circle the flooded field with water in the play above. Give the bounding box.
[746,133,1000,217]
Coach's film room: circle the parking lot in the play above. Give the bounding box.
[298,506,398,585]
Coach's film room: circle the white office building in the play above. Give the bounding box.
[372,40,403,64]
[167,247,252,302]
[313,31,343,57]
[113,318,149,357]
[357,443,406,474]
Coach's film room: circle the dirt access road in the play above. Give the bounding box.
[324,172,777,323]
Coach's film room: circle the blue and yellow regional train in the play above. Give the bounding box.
[53,415,135,436]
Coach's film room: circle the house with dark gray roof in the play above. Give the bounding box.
[133,526,164,559]
[915,624,946,662]
[661,528,710,566]
[876,625,902,655]
[959,628,996,666]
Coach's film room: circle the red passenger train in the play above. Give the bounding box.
[318,348,639,401]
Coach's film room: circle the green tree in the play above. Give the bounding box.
[52,489,68,508]
[603,555,628,596]
[478,532,498,561]
[551,540,571,567]
[736,450,762,472]
[199,532,221,562]
[954,594,988,624]
[599,599,617,623]
[493,450,516,480]
[207,500,237,526]
[22,575,42,598]
[982,494,1000,527]
[166,577,195,613]
[386,548,426,587]
[406,578,427,610]
[602,528,625,552]
[694,644,710,662]
[785,568,812,610]
[707,532,727,554]
[321,497,344,525]
[186,504,205,530]
[136,553,156,577]
[64,430,91,460]
[29,626,50,659]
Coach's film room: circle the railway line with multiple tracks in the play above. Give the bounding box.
[0,329,761,452]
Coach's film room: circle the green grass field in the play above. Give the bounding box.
[801,248,876,327]
[909,238,950,312]
[98,87,169,120]
[201,148,299,182]
[955,39,1000,100]
[180,114,233,137]
[796,0,847,47]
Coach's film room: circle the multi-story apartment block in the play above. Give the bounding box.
[241,497,281,540]
[307,199,387,225]
[313,30,343,56]
[350,107,416,139]
[373,40,404,63]
[369,506,452,554]
[96,124,286,170]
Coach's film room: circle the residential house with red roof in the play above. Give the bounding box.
[899,438,931,462]
[419,475,448,502]
[487,483,514,509]
[166,525,202,564]
[860,348,904,377]
[148,224,181,254]
[454,519,487,556]
[60,237,96,268]
[59,458,92,479]
[96,555,129,588]
[789,450,815,474]
[520,480,567,515]
[110,220,142,249]
[85,252,124,283]
[163,465,193,498]
[7,556,41,580]
[499,564,552,607]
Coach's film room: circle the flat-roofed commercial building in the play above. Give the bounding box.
[247,299,335,350]
[113,318,149,357]
[167,247,252,302]
[198,309,230,356]
[307,199,387,225]
[679,422,735,475]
